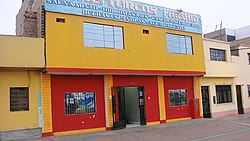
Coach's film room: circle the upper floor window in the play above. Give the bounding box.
[10,87,29,112]
[166,34,193,55]
[216,85,232,104]
[210,48,226,61]
[248,53,250,65]
[84,22,124,49]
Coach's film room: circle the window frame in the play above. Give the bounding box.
[166,33,193,55]
[65,92,97,115]
[248,53,250,65]
[215,85,232,104]
[210,48,226,62]
[169,89,188,107]
[10,87,29,112]
[248,85,250,97]
[83,22,124,50]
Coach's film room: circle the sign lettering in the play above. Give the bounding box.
[45,0,202,34]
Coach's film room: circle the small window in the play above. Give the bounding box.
[216,85,232,104]
[226,35,235,42]
[230,46,239,56]
[169,89,188,106]
[84,22,124,49]
[248,85,250,97]
[166,33,193,55]
[143,29,149,34]
[56,18,65,23]
[65,92,96,115]
[248,53,250,65]
[210,48,226,61]
[10,87,29,112]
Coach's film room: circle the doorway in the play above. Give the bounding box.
[236,85,244,114]
[112,86,146,129]
[201,86,211,118]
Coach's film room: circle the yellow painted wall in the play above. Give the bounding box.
[157,76,166,121]
[46,12,205,72]
[104,75,113,128]
[0,35,44,68]
[41,74,53,133]
[194,77,203,116]
[200,77,237,114]
[0,70,40,131]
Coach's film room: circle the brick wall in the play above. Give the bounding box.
[22,11,37,37]
[32,0,45,38]
[204,29,227,41]
[16,0,45,38]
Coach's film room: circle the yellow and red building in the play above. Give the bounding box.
[41,0,205,136]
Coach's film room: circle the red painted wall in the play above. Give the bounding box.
[51,75,106,132]
[164,76,194,120]
[113,76,160,122]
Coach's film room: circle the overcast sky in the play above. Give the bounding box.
[0,0,249,35]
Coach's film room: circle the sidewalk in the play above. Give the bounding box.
[18,113,250,141]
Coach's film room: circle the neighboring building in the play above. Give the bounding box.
[0,35,44,140]
[16,0,205,137]
[200,39,238,118]
[16,0,45,38]
[204,25,250,42]
[231,38,250,114]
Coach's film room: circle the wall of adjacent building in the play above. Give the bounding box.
[203,39,237,77]
[0,35,44,68]
[200,77,238,118]
[201,39,238,118]
[232,46,250,112]
[0,70,41,131]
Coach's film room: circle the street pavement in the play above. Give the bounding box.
[17,113,250,141]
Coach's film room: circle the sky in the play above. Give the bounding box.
[0,0,249,35]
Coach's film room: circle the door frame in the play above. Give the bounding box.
[111,86,146,129]
[236,85,244,115]
[201,86,211,118]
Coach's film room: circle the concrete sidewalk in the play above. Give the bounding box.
[17,113,250,141]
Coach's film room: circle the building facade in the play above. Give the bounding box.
[204,25,250,42]
[15,0,206,137]
[202,29,250,118]
[231,38,250,114]
[200,39,238,118]
[41,0,205,136]
[0,35,44,140]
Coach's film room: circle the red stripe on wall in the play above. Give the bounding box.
[46,68,205,76]
[42,132,53,137]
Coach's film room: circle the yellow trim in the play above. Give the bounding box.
[42,74,53,133]
[195,77,203,116]
[53,127,106,136]
[166,117,191,123]
[147,121,160,126]
[104,75,113,128]
[157,76,166,121]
